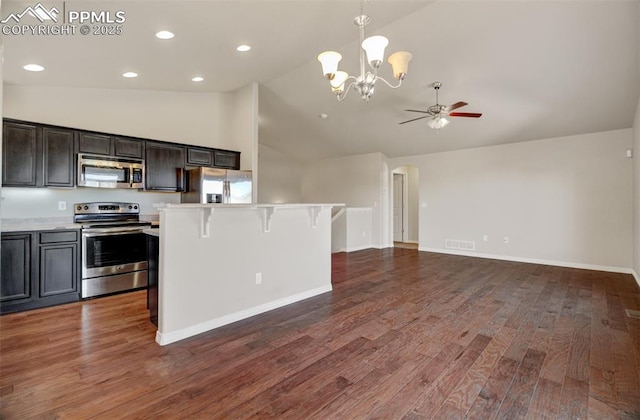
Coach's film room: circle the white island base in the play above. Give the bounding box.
[155,203,340,345]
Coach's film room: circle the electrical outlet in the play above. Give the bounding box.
[255,272,262,285]
[58,201,66,211]
[482,235,488,242]
[503,237,509,244]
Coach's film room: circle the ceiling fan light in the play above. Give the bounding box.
[427,115,449,129]
[387,51,412,80]
[361,35,388,69]
[330,71,349,94]
[317,51,342,80]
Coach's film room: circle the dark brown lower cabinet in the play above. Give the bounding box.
[1,230,80,314]
[1,232,35,309]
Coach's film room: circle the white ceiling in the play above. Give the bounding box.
[3,0,639,162]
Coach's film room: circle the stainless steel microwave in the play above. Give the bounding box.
[77,154,145,189]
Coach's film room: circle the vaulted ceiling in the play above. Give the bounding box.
[3,0,639,162]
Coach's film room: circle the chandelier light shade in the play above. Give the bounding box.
[387,51,412,80]
[361,35,389,68]
[317,51,342,80]
[330,71,350,93]
[317,1,412,102]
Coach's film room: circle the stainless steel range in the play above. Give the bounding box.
[74,202,151,298]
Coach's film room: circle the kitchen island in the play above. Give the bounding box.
[151,203,339,345]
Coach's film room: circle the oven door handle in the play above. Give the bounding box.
[82,227,147,236]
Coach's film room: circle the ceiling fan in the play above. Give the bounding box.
[399,81,482,129]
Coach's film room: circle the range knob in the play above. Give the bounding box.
[76,205,82,211]
[128,205,133,209]
[84,205,89,210]
[134,205,138,209]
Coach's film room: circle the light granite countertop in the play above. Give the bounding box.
[1,218,81,232]
[2,215,160,232]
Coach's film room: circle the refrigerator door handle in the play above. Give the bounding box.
[224,180,230,203]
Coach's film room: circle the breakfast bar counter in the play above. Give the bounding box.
[153,203,341,345]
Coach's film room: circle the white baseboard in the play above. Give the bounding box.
[372,243,394,249]
[633,269,640,288]
[156,284,333,346]
[336,244,373,253]
[419,247,634,275]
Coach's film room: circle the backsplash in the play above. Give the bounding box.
[0,187,181,219]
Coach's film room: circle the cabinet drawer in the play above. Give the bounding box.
[39,230,78,244]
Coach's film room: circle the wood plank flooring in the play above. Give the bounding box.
[1,249,639,419]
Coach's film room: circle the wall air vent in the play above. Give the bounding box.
[445,239,476,251]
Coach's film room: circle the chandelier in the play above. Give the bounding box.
[317,1,412,102]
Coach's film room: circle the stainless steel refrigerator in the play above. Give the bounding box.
[181,167,252,204]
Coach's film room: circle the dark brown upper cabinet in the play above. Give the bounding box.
[145,142,185,191]
[77,131,112,155]
[78,132,145,159]
[214,150,240,169]
[2,121,74,188]
[114,136,145,159]
[2,121,39,187]
[186,147,214,167]
[3,119,241,190]
[42,127,75,187]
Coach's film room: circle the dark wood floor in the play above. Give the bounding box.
[1,249,639,419]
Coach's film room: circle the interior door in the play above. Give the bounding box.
[393,173,403,242]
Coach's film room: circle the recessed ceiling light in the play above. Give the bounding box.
[155,30,174,40]
[122,72,138,78]
[236,44,251,52]
[192,76,204,82]
[23,64,45,72]
[319,113,329,119]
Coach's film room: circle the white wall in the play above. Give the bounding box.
[257,144,302,203]
[407,166,419,242]
[301,152,387,248]
[633,95,640,282]
[217,83,258,178]
[3,84,255,170]
[394,129,634,271]
[331,208,373,253]
[1,46,3,229]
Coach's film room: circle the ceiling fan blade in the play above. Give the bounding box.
[399,116,428,125]
[404,109,431,114]
[445,101,468,112]
[449,112,482,118]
